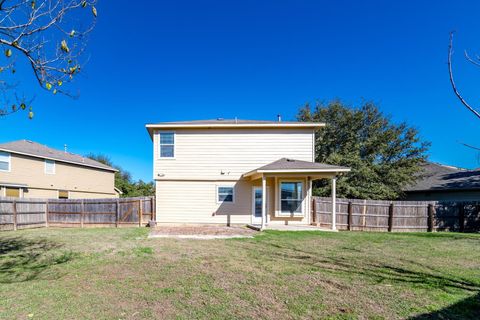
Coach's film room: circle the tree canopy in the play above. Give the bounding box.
[86,154,155,198]
[0,0,97,118]
[297,100,430,199]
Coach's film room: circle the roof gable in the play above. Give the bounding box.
[0,140,117,172]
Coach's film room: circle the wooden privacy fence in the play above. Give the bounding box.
[313,197,480,232]
[0,196,155,231]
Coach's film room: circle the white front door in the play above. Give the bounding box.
[252,187,264,224]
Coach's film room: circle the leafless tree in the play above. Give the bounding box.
[0,0,97,118]
[448,31,480,120]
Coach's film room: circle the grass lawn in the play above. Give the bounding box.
[0,228,479,320]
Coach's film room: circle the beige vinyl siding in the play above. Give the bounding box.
[153,128,315,180]
[156,180,252,224]
[156,178,309,224]
[0,153,117,198]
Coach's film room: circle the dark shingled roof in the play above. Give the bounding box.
[0,140,117,172]
[148,119,314,125]
[254,158,349,171]
[404,162,480,192]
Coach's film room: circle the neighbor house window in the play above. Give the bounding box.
[159,132,175,158]
[217,186,234,203]
[280,181,303,214]
[5,187,20,198]
[0,151,10,172]
[58,190,69,199]
[45,159,56,174]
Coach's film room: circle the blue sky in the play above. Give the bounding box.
[1,0,480,181]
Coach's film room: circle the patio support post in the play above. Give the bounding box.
[261,175,267,230]
[331,177,337,231]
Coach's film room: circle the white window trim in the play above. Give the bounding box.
[0,151,11,172]
[44,159,56,175]
[57,190,69,199]
[157,130,176,160]
[277,179,305,217]
[216,185,235,204]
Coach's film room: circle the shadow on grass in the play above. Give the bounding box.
[265,242,479,291]
[0,236,74,283]
[410,292,480,319]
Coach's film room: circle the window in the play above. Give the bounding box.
[159,132,175,158]
[0,151,10,172]
[217,186,234,203]
[280,181,303,214]
[5,187,20,198]
[45,159,56,174]
[58,190,69,199]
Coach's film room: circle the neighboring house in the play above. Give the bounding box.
[0,140,119,199]
[403,162,480,201]
[146,119,350,228]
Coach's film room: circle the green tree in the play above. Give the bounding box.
[86,154,155,198]
[297,100,429,199]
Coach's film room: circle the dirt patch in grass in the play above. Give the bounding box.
[149,225,257,237]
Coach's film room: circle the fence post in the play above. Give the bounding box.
[12,199,17,231]
[138,199,143,227]
[80,200,85,228]
[311,197,316,225]
[459,203,465,232]
[347,201,353,231]
[115,199,120,228]
[362,199,367,230]
[427,204,434,232]
[45,199,49,228]
[388,202,394,232]
[151,197,155,221]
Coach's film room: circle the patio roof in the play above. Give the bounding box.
[243,158,350,179]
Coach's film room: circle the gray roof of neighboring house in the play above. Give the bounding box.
[404,162,480,192]
[0,140,117,172]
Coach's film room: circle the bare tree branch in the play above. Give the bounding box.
[448,31,480,120]
[0,0,97,118]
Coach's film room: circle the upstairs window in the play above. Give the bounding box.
[0,151,10,172]
[159,132,175,158]
[45,159,56,174]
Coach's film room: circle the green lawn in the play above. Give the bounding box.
[0,228,479,320]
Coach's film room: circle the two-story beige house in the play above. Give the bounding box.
[0,140,119,199]
[146,119,350,229]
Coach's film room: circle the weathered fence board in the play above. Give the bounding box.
[314,197,480,232]
[0,196,155,231]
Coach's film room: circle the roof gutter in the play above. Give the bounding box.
[145,122,325,139]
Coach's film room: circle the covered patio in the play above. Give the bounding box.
[242,158,350,231]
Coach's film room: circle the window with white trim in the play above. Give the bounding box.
[45,159,56,174]
[159,132,175,158]
[0,151,10,172]
[280,181,303,214]
[217,186,234,203]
